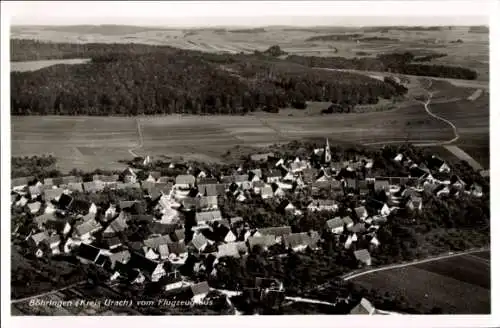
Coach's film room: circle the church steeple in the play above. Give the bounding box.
[323,138,331,164]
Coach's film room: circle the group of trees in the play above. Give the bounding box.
[287,52,478,80]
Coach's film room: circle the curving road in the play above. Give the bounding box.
[363,79,460,147]
[342,248,488,281]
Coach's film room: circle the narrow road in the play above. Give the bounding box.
[129,117,144,157]
[11,280,87,304]
[363,79,459,147]
[417,80,460,145]
[342,248,488,281]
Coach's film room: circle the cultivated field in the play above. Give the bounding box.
[12,99,457,172]
[351,251,490,314]
[10,58,91,72]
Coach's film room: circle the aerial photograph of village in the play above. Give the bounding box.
[4,0,493,320]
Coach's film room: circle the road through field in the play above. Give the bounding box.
[364,79,459,147]
[342,248,489,281]
[128,117,144,157]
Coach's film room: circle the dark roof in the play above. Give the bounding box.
[70,199,91,214]
[266,169,282,178]
[345,178,358,189]
[77,244,101,262]
[127,252,159,277]
[149,222,177,235]
[58,194,73,210]
[105,237,122,248]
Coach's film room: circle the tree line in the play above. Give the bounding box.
[286,52,478,80]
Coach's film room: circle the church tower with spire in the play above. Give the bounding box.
[322,138,332,164]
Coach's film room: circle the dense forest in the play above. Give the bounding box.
[11,42,406,116]
[10,40,477,116]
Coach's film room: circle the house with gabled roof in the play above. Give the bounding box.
[27,201,42,214]
[12,176,35,190]
[342,216,354,229]
[248,235,277,251]
[189,232,209,252]
[102,213,127,237]
[283,231,320,252]
[66,182,83,193]
[350,298,376,315]
[175,175,196,189]
[34,212,57,229]
[127,252,166,282]
[73,219,102,243]
[428,155,451,173]
[190,281,211,304]
[42,234,61,255]
[251,152,275,162]
[217,243,240,258]
[167,241,188,264]
[374,179,390,193]
[77,244,103,264]
[261,185,274,199]
[120,168,137,184]
[195,210,222,226]
[307,199,338,212]
[61,176,83,185]
[325,217,345,234]
[144,235,172,251]
[266,169,282,183]
[249,169,262,181]
[255,226,292,243]
[354,249,372,266]
[354,206,368,221]
[28,231,50,248]
[43,187,64,202]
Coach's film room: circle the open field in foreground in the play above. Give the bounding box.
[12,99,458,171]
[351,251,490,314]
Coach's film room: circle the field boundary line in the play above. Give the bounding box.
[11,280,87,304]
[342,247,489,281]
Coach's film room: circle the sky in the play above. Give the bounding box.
[3,1,493,27]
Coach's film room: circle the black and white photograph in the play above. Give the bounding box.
[1,0,498,326]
